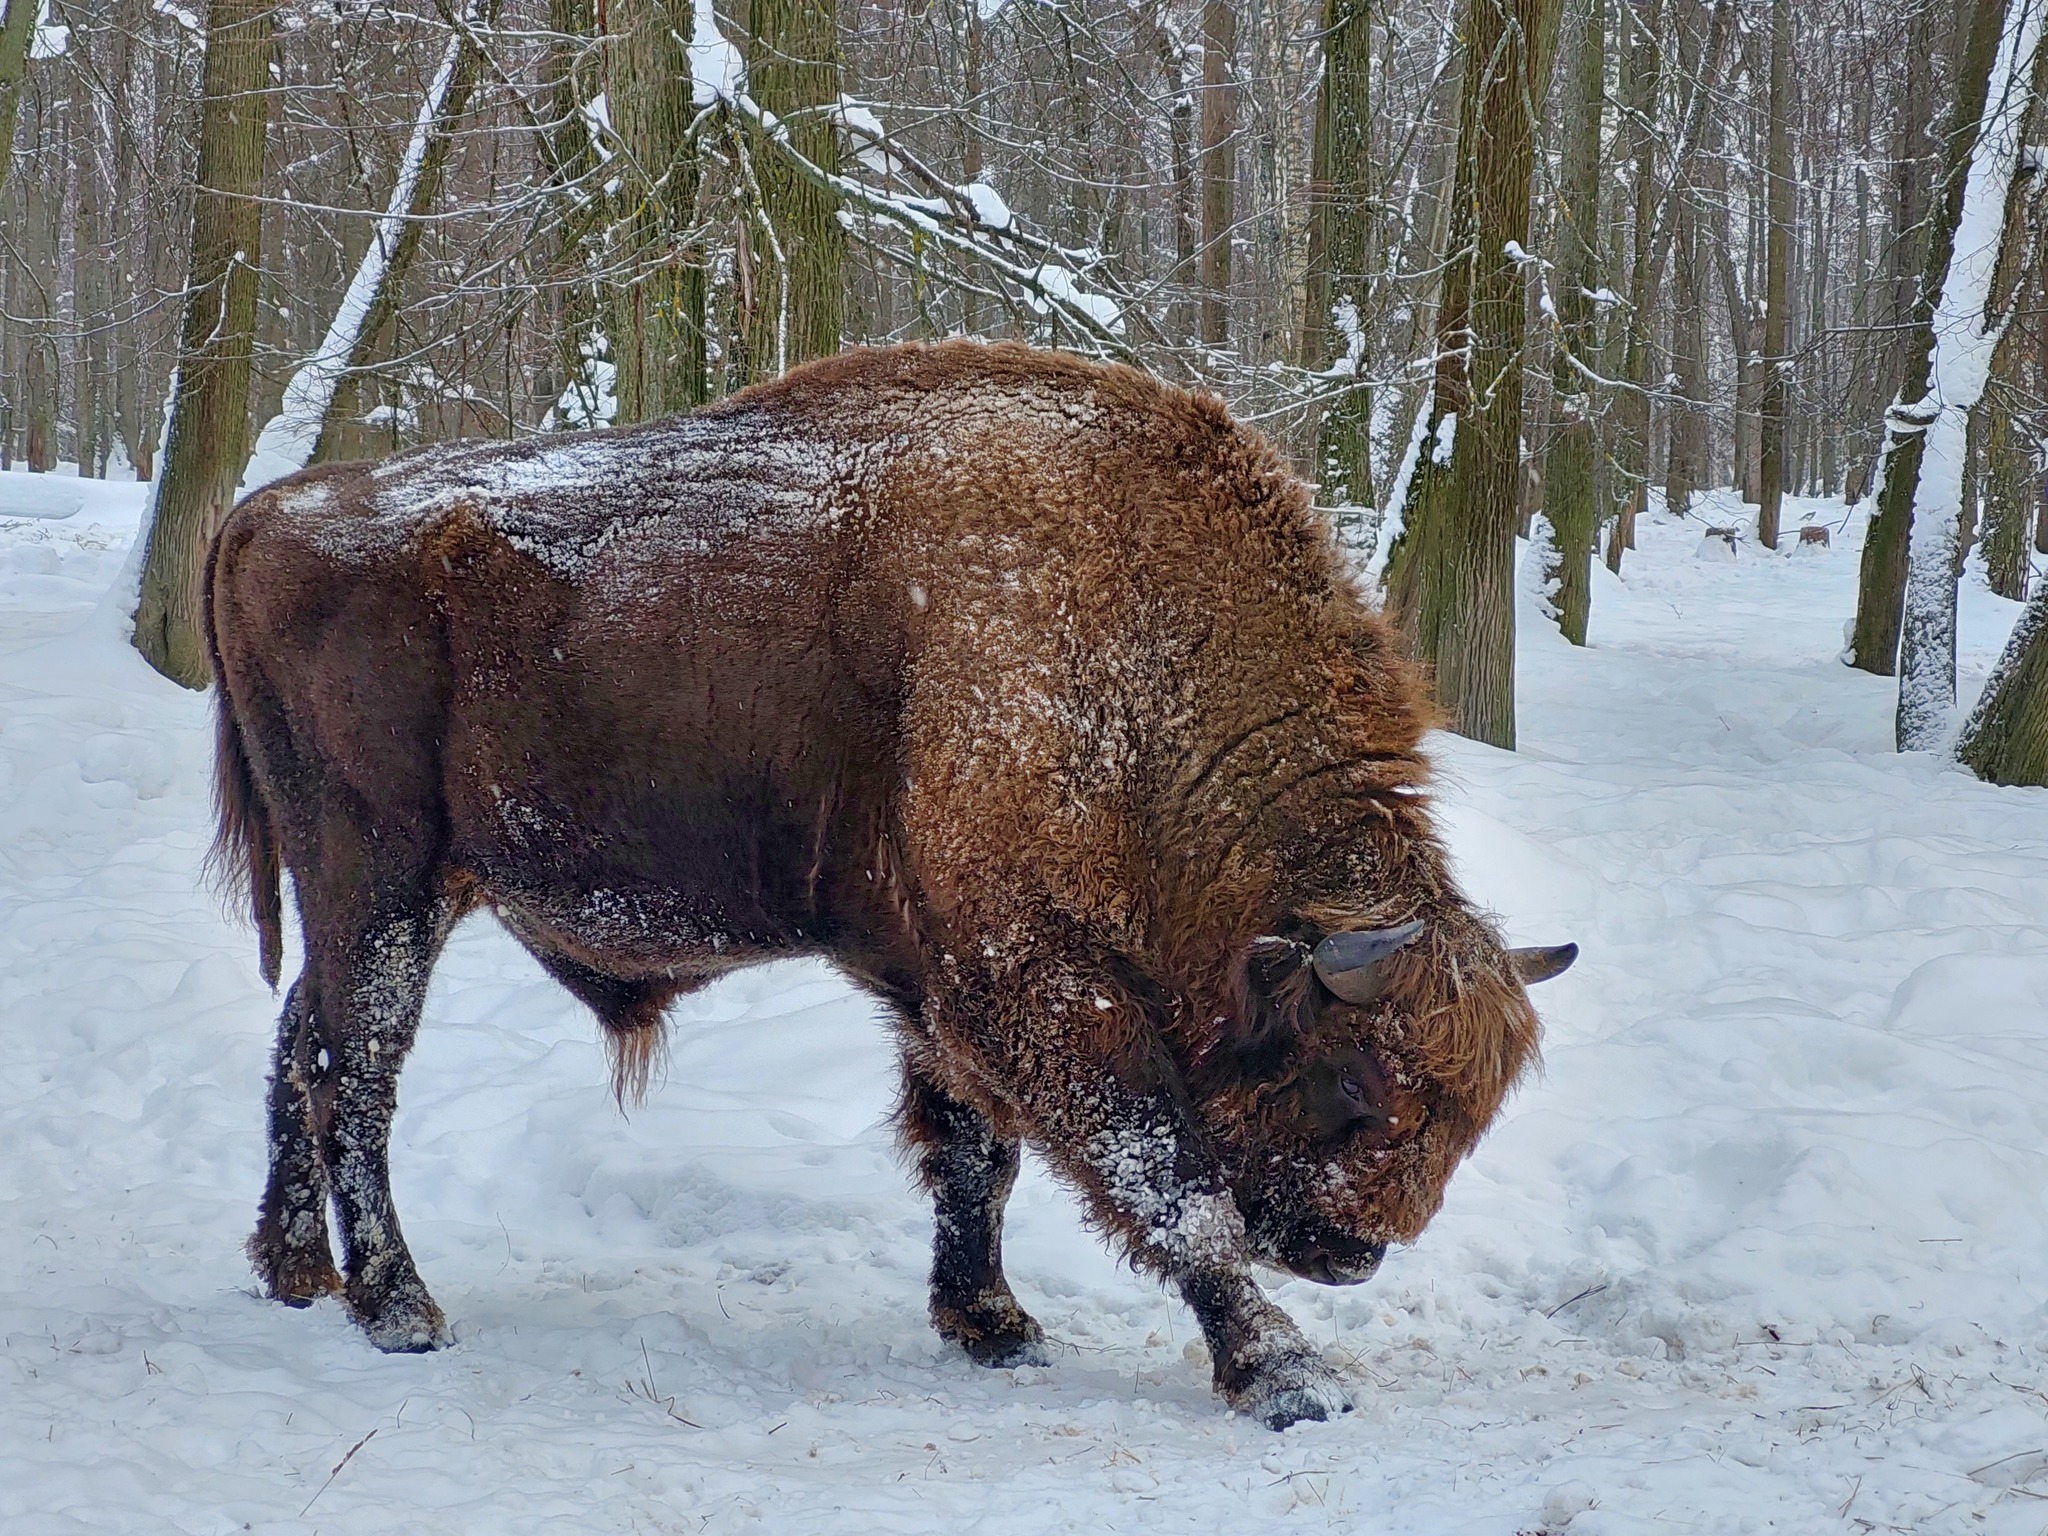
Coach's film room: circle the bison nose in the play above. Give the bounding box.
[1299,1240,1384,1286]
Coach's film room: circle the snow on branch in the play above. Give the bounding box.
[685,3,1130,357]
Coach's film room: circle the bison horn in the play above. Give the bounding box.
[1311,920,1425,1005]
[1507,943,1578,985]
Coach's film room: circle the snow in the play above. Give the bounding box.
[958,179,1014,232]
[9,470,2048,1530]
[1021,263,1124,336]
[689,0,744,108]
[30,0,67,56]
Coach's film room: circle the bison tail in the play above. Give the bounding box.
[202,555,284,990]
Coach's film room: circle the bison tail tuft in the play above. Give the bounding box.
[202,559,284,989]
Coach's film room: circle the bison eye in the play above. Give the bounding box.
[1340,1076,1364,1101]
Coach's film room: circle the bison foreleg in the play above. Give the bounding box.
[899,1063,1050,1368]
[972,962,1348,1430]
[248,979,344,1305]
[1178,1268,1350,1430]
[1064,1096,1349,1428]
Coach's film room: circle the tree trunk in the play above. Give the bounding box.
[1540,0,1604,645]
[1300,0,1373,521]
[1757,0,1791,550]
[1980,386,2031,599]
[1895,0,2045,748]
[608,0,708,421]
[539,0,610,426]
[305,18,488,460]
[0,0,37,201]
[1850,0,2004,675]
[131,0,277,689]
[1665,193,1706,519]
[1957,577,2048,782]
[1384,0,1560,748]
[1604,0,1660,572]
[1198,0,1236,348]
[737,0,845,384]
[20,168,57,473]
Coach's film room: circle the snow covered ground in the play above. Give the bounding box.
[6,470,2048,1534]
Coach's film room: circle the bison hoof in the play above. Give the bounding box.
[348,1282,450,1353]
[933,1296,1052,1369]
[1225,1352,1352,1430]
[260,1259,344,1308]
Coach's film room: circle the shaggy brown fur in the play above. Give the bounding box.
[206,340,1559,1427]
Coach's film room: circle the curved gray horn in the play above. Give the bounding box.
[1311,920,1426,1005]
[1508,943,1578,985]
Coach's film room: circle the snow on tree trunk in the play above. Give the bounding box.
[243,26,470,483]
[1895,0,2045,752]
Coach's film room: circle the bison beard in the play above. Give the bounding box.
[205,341,1571,1429]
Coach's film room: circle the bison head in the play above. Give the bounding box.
[1191,908,1572,1285]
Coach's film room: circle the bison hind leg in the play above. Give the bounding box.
[249,979,344,1306]
[898,1062,1051,1369]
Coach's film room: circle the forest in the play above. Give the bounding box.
[7,0,2048,768]
[10,0,2048,1529]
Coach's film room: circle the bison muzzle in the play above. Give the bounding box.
[205,340,1573,1430]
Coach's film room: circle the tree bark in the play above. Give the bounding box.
[1198,0,1236,348]
[1383,0,1560,748]
[306,17,488,460]
[0,0,38,202]
[1894,0,2046,749]
[131,0,277,689]
[1850,0,2007,676]
[737,0,845,383]
[1756,0,1791,550]
[608,0,708,421]
[1540,0,1604,645]
[1957,578,2048,783]
[1604,0,1660,573]
[1300,0,1373,521]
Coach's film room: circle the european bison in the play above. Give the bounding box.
[206,341,1573,1429]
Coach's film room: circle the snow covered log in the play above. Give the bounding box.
[204,341,1574,1431]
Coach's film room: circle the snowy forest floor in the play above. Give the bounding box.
[7,472,2048,1535]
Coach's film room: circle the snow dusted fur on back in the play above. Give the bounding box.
[206,340,1549,1425]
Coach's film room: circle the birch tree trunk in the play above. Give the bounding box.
[131,0,277,689]
[1895,0,2046,749]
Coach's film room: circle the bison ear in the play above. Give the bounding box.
[1508,942,1578,985]
[1226,936,1315,1072]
